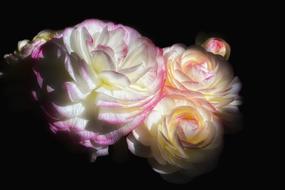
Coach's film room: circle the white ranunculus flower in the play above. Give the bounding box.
[127,88,222,182]
[30,19,166,158]
[163,44,241,113]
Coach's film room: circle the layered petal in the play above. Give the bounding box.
[163,41,241,113]
[128,89,222,182]
[28,19,165,157]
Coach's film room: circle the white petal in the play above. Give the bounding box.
[52,102,85,118]
[64,82,88,102]
[91,50,115,72]
[70,27,92,64]
[99,71,130,87]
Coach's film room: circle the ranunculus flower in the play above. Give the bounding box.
[163,42,240,113]
[4,30,57,63]
[201,37,231,60]
[127,87,222,182]
[23,19,165,158]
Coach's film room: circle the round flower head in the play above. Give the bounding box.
[201,37,231,60]
[28,19,165,158]
[163,40,240,114]
[127,88,222,183]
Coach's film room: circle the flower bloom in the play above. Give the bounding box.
[201,37,231,60]
[4,30,57,63]
[163,42,240,113]
[127,88,222,181]
[29,19,165,157]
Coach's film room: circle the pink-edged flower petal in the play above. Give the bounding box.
[51,102,85,118]
[64,82,88,102]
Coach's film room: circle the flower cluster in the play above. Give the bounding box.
[4,19,241,182]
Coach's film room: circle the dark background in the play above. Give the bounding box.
[0,1,272,188]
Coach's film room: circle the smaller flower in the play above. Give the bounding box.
[127,88,222,182]
[163,40,241,113]
[4,30,58,63]
[201,37,231,60]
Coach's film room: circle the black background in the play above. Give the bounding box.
[0,1,272,188]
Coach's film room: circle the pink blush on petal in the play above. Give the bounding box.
[31,47,44,59]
